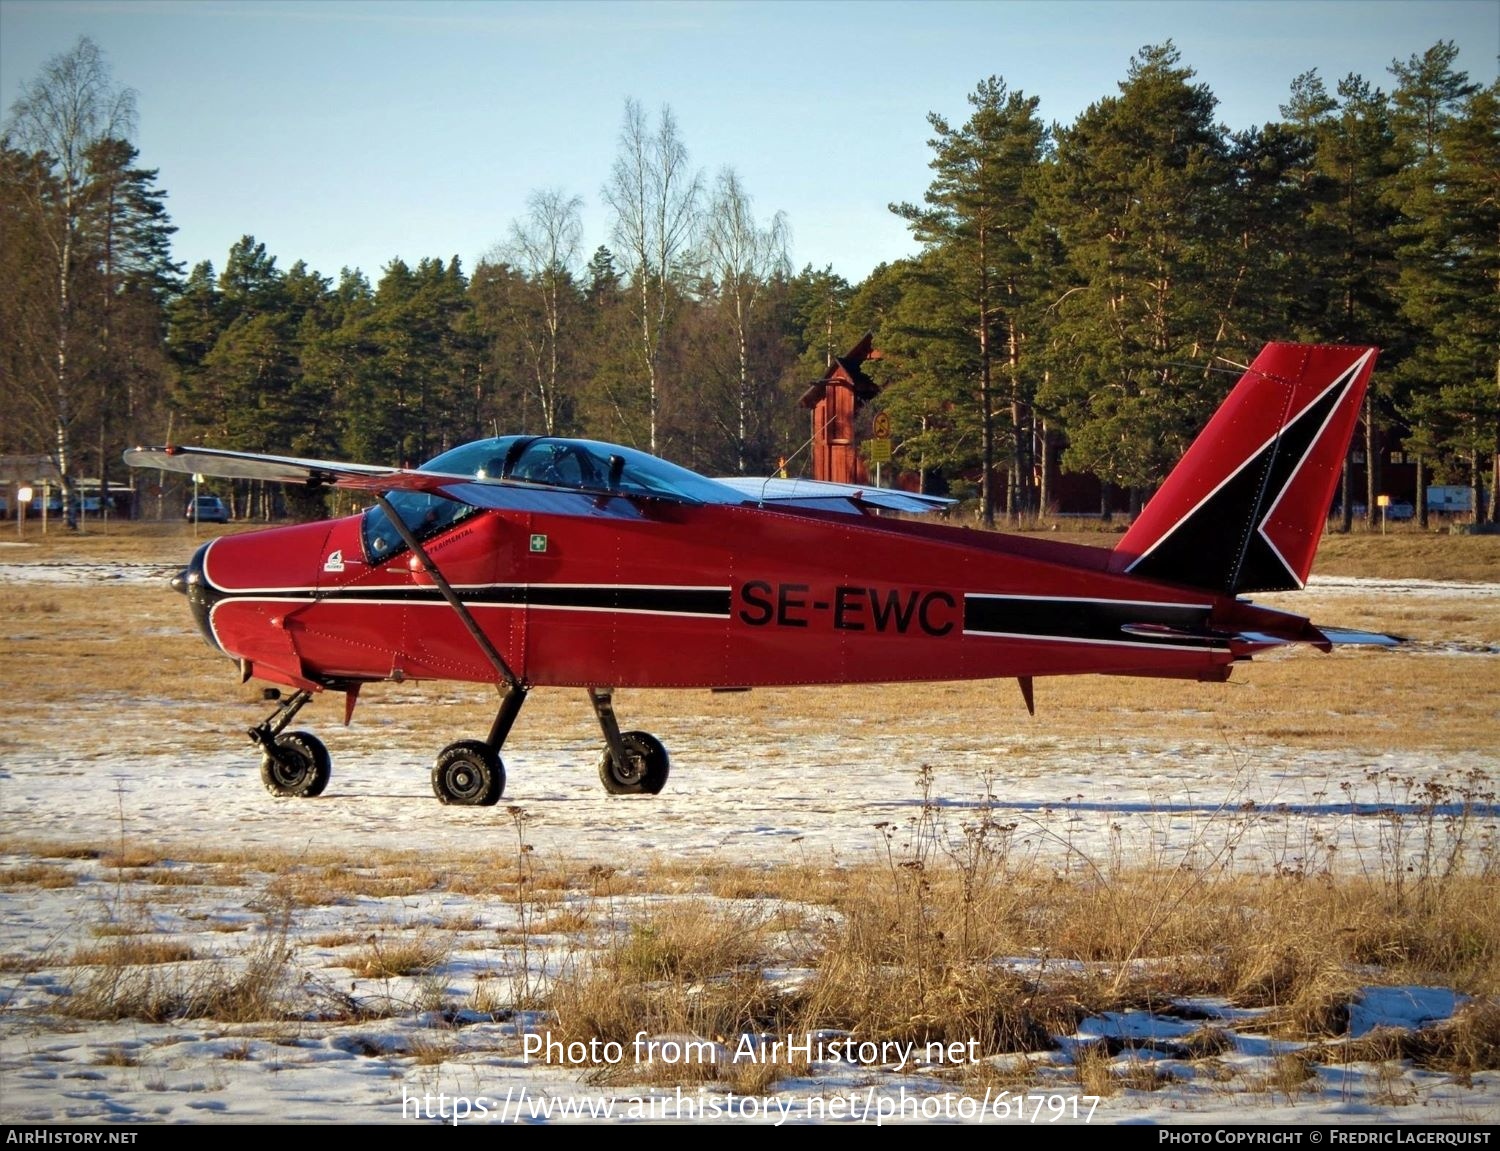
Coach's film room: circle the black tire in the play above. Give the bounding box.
[597,731,670,796]
[260,730,331,798]
[432,740,504,806]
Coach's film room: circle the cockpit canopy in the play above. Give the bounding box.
[428,436,738,503]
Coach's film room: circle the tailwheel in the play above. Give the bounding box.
[259,730,331,798]
[597,731,670,796]
[432,740,505,806]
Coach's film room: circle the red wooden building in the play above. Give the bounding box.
[798,334,881,485]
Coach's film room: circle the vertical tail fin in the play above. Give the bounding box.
[1111,343,1378,594]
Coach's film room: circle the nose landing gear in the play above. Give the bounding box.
[250,689,331,798]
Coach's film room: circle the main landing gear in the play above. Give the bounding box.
[430,681,525,807]
[248,682,670,802]
[589,687,670,795]
[431,685,670,802]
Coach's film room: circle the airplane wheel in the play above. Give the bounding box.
[260,731,331,798]
[598,731,669,796]
[432,740,504,806]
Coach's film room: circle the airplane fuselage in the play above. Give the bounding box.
[189,496,1269,695]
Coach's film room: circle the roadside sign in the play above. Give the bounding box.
[872,412,891,439]
[869,439,892,464]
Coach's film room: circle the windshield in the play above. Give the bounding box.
[361,490,477,563]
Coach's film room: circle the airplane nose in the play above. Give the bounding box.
[174,542,223,652]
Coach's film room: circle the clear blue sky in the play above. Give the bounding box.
[3,0,1496,286]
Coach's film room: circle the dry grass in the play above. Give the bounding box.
[3,810,1495,1095]
[92,1046,142,1067]
[611,901,773,982]
[57,908,293,1023]
[6,774,1494,1053]
[71,938,196,966]
[0,862,78,888]
[1023,525,1500,583]
[1261,1050,1319,1103]
[1307,529,1500,583]
[1072,1041,1119,1096]
[351,933,447,978]
[406,1031,458,1065]
[1322,997,1500,1075]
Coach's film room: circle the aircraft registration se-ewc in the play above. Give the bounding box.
[128,342,1391,806]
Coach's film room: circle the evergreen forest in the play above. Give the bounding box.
[2,38,1495,528]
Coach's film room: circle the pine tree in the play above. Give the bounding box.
[1386,45,1487,524]
[1408,80,1500,522]
[893,77,1049,524]
[1041,43,1236,509]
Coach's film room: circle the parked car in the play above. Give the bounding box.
[186,495,229,523]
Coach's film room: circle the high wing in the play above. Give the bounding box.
[124,445,465,495]
[126,443,958,518]
[713,476,954,515]
[125,443,686,512]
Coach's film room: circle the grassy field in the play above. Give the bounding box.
[1,518,1497,1106]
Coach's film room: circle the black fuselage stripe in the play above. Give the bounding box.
[209,584,733,617]
[963,597,1223,648]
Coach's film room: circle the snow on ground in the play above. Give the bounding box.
[1304,574,1500,599]
[1,559,1497,1125]
[2,728,1494,874]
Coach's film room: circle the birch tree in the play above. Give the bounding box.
[4,37,136,523]
[502,188,584,434]
[703,167,788,472]
[602,99,701,453]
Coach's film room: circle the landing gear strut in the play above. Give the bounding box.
[250,689,331,798]
[589,687,669,795]
[373,493,529,808]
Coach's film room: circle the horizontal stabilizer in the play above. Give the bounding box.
[1312,626,1402,647]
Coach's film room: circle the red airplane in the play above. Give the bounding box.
[126,342,1387,806]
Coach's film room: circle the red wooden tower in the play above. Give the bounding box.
[798,334,881,485]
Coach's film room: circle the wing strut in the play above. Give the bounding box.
[374,494,522,692]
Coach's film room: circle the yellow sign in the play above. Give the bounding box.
[869,439,892,464]
[871,412,891,439]
[1377,494,1391,508]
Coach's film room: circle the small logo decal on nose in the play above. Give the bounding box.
[323,549,345,573]
[529,534,548,554]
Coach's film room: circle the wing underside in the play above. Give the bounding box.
[124,446,458,493]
